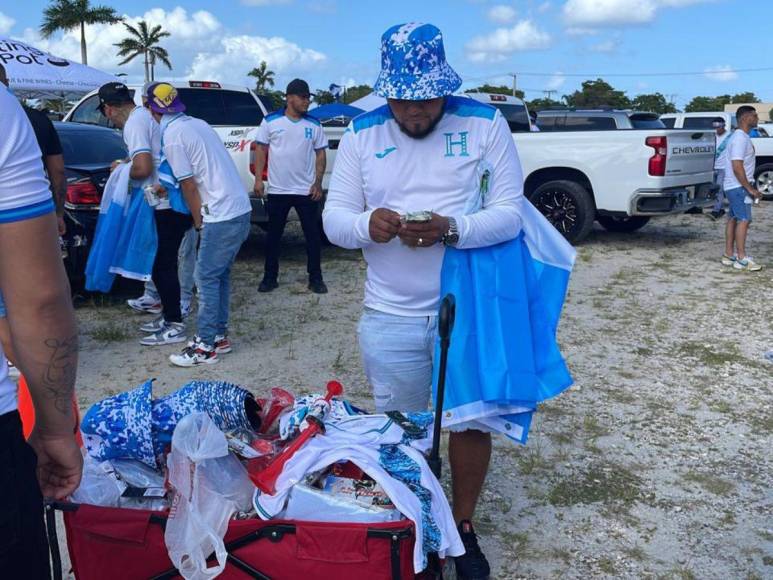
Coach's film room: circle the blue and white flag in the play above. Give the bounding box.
[85,163,158,292]
[434,199,575,445]
[329,83,343,100]
[158,155,190,215]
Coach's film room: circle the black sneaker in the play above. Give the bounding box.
[454,520,490,580]
[308,279,328,294]
[258,279,278,293]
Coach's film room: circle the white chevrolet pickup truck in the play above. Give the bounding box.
[463,94,719,242]
[660,111,773,199]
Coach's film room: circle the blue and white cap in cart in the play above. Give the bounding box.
[373,23,462,101]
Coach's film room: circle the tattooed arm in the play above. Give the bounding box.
[0,211,82,498]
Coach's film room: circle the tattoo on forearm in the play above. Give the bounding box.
[42,334,78,415]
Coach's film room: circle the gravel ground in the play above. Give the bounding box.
[53,204,772,579]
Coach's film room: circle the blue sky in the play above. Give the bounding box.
[0,1,768,108]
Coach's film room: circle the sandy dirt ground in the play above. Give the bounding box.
[52,204,772,579]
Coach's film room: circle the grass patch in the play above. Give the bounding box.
[598,557,617,575]
[500,530,529,555]
[681,471,735,496]
[547,463,643,507]
[89,322,130,342]
[622,544,647,562]
[677,340,741,367]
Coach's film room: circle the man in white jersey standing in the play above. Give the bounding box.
[708,117,731,221]
[324,23,525,579]
[98,82,192,345]
[721,106,763,271]
[253,78,329,294]
[0,83,82,578]
[146,83,252,366]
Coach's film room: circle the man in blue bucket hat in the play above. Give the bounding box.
[324,23,528,579]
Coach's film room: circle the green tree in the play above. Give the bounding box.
[465,84,525,99]
[114,21,171,83]
[730,92,760,104]
[313,90,335,105]
[342,84,373,104]
[261,90,284,111]
[563,79,631,109]
[527,97,564,111]
[630,92,677,114]
[41,0,122,65]
[684,95,731,112]
[247,61,276,94]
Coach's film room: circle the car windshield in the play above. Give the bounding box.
[493,103,530,132]
[177,89,264,126]
[57,128,127,165]
[630,114,666,129]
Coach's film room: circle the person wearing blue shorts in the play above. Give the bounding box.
[722,106,763,271]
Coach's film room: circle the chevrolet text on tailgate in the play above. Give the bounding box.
[463,94,718,243]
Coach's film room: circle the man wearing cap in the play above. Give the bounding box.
[709,117,731,221]
[146,82,252,366]
[98,82,191,346]
[253,78,329,294]
[324,23,526,579]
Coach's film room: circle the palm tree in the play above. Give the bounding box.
[114,21,172,82]
[247,61,275,94]
[40,0,122,65]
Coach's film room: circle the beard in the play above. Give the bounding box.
[394,110,444,139]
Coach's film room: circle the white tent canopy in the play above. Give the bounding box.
[350,92,386,112]
[0,36,118,98]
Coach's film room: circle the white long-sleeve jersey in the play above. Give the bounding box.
[323,96,525,317]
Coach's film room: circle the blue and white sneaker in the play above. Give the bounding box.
[127,294,162,315]
[140,315,165,334]
[169,336,219,367]
[733,256,762,271]
[721,254,736,267]
[140,322,187,346]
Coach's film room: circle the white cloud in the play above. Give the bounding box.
[487,5,517,24]
[590,39,620,53]
[18,6,325,87]
[704,65,738,82]
[0,11,15,35]
[189,35,326,83]
[546,72,566,90]
[562,0,711,27]
[466,20,552,62]
[563,0,657,26]
[538,2,553,13]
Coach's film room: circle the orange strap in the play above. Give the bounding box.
[18,375,83,446]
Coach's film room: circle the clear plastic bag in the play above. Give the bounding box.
[71,454,125,507]
[164,412,255,580]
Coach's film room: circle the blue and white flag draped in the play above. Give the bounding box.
[434,187,575,445]
[158,155,190,215]
[84,163,157,292]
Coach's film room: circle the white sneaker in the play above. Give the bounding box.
[733,256,762,271]
[140,322,187,346]
[181,300,192,319]
[169,338,219,367]
[127,294,162,315]
[720,254,736,267]
[139,315,166,333]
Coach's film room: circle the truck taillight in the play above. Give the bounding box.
[66,179,100,205]
[249,142,268,181]
[646,136,667,176]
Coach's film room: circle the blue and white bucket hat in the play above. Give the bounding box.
[373,23,462,101]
